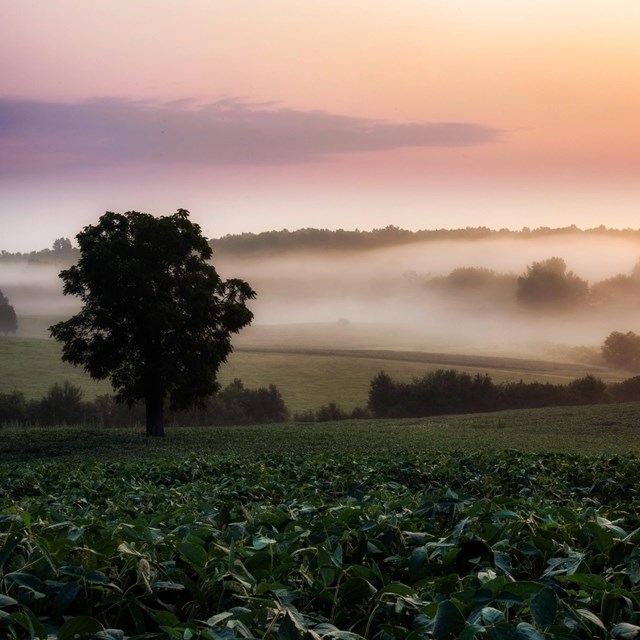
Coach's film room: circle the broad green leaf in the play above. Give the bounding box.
[381,582,415,597]
[251,535,276,550]
[575,608,606,631]
[560,573,608,591]
[207,612,233,626]
[57,616,104,640]
[53,581,81,614]
[340,577,376,602]
[514,622,544,640]
[0,594,18,607]
[481,607,506,625]
[178,541,208,568]
[433,600,466,640]
[0,533,21,570]
[611,623,640,639]
[530,587,557,628]
[9,608,47,640]
[496,581,541,604]
[152,610,181,627]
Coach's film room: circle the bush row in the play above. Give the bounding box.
[0,378,288,427]
[367,369,640,418]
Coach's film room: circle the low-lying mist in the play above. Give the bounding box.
[4,233,640,358]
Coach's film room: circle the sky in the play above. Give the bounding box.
[1,0,640,251]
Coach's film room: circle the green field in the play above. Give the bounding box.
[2,401,640,464]
[4,320,639,637]
[3,410,640,638]
[0,326,624,413]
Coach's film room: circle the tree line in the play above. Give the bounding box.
[4,369,640,428]
[366,369,640,419]
[0,379,288,428]
[208,225,640,256]
[425,256,640,314]
[6,225,640,262]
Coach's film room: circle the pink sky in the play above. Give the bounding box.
[1,1,639,251]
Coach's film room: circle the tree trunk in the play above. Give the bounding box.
[145,393,165,437]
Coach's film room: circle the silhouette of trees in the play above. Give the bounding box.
[49,209,256,437]
[367,369,615,419]
[0,289,17,335]
[516,257,588,310]
[601,331,640,371]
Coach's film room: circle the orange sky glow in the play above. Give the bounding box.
[1,0,639,250]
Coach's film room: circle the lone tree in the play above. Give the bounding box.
[0,289,18,335]
[50,209,256,436]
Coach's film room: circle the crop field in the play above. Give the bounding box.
[2,409,640,639]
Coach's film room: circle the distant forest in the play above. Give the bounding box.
[4,224,640,263]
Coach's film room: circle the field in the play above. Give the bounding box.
[0,319,624,414]
[2,408,640,639]
[3,320,640,638]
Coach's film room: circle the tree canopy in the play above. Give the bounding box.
[0,289,17,335]
[49,209,256,436]
[516,257,589,310]
[601,331,640,371]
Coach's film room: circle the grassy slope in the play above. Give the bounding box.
[0,319,628,412]
[2,401,639,464]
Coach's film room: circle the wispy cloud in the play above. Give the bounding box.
[0,97,502,172]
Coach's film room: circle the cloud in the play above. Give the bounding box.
[0,97,502,172]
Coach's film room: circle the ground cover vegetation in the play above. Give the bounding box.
[2,430,640,639]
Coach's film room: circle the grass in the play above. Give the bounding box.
[2,401,640,465]
[0,331,626,413]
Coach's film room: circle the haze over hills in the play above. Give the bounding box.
[2,225,640,359]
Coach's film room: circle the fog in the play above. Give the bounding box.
[3,233,640,357]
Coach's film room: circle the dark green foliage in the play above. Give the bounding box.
[0,379,288,428]
[176,378,289,426]
[0,289,17,335]
[368,369,615,419]
[49,209,256,436]
[602,331,640,371]
[566,373,609,404]
[609,376,640,402]
[516,257,589,310]
[294,403,370,423]
[37,380,85,425]
[0,390,26,425]
[2,450,640,637]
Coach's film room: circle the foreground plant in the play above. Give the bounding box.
[2,452,640,638]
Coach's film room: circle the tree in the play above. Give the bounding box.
[0,289,17,335]
[49,209,256,436]
[601,331,640,371]
[516,257,588,311]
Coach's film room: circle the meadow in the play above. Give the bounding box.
[0,322,623,414]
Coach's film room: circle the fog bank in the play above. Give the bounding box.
[3,233,640,355]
